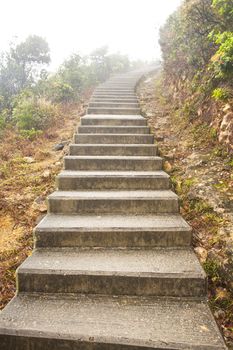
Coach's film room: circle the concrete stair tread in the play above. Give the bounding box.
[78,126,149,133]
[90,98,138,101]
[81,115,144,119]
[58,170,169,177]
[64,155,162,160]
[48,190,178,214]
[88,108,140,111]
[87,108,141,115]
[74,134,154,144]
[19,247,205,278]
[81,116,144,121]
[69,144,158,156]
[0,293,226,349]
[64,155,162,171]
[80,116,147,126]
[35,214,192,248]
[70,144,157,148]
[75,133,152,136]
[36,213,190,231]
[48,190,178,200]
[71,143,155,146]
[89,102,139,105]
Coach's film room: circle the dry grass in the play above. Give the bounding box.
[0,101,86,309]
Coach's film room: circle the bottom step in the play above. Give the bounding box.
[0,293,226,349]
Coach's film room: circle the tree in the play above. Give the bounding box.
[159,0,219,80]
[0,35,50,108]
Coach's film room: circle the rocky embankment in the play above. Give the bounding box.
[137,72,233,346]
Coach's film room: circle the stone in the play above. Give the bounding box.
[42,170,51,178]
[53,143,64,151]
[219,112,233,150]
[194,246,208,263]
[32,196,47,213]
[23,156,35,163]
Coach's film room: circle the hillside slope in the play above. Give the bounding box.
[0,101,87,309]
[138,71,233,346]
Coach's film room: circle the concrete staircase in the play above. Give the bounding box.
[0,71,227,349]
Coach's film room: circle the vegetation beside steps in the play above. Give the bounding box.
[138,70,233,347]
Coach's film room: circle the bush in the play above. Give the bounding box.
[0,109,8,130]
[210,31,233,77]
[19,128,43,140]
[212,87,230,100]
[49,81,75,103]
[13,93,58,131]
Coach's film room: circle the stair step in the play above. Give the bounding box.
[57,170,169,190]
[64,156,162,171]
[95,89,135,92]
[88,100,139,108]
[80,115,146,126]
[89,102,139,108]
[78,126,149,134]
[35,214,192,248]
[69,144,158,156]
[87,107,141,115]
[0,293,226,349]
[17,248,206,297]
[74,134,154,144]
[47,190,179,215]
[92,93,136,97]
[90,98,138,103]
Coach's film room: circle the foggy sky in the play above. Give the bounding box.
[0,0,182,69]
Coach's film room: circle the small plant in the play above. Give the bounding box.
[204,259,221,281]
[212,87,230,101]
[190,198,213,214]
[13,93,58,131]
[50,81,75,103]
[210,127,218,140]
[19,128,43,140]
[0,109,10,131]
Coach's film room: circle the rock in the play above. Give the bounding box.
[219,112,233,151]
[164,161,172,172]
[42,170,51,178]
[222,103,231,112]
[214,310,226,320]
[23,156,35,163]
[32,196,47,213]
[194,247,208,263]
[38,203,47,213]
[53,143,65,151]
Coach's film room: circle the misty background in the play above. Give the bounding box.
[0,0,182,69]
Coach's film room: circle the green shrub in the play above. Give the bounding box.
[210,31,233,77]
[13,94,58,131]
[50,81,75,103]
[19,128,43,140]
[0,110,7,130]
[212,87,230,101]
